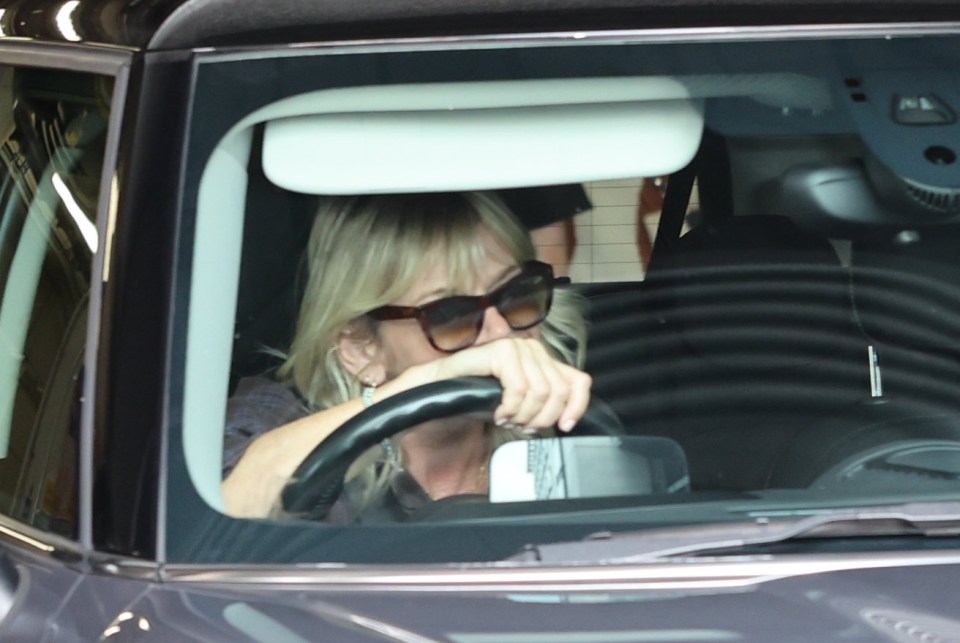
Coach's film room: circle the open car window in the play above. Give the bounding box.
[170,31,960,564]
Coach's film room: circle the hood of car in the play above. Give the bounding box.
[94,559,960,641]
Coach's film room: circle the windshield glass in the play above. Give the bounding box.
[170,29,960,564]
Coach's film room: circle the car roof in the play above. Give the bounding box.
[1,0,959,51]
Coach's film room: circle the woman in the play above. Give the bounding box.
[222,192,591,519]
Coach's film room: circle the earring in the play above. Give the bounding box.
[359,368,381,408]
[361,382,378,408]
[357,359,383,408]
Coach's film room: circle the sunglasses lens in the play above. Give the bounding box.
[417,263,554,352]
[498,274,552,330]
[423,297,484,351]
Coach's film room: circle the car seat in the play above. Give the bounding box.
[763,227,960,489]
[585,214,870,491]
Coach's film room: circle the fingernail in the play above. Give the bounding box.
[559,418,576,432]
[496,417,508,427]
[522,426,538,435]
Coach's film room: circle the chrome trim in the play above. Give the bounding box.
[0,39,132,73]
[192,21,960,62]
[0,513,85,567]
[80,61,131,550]
[0,43,132,561]
[88,554,161,582]
[160,550,960,593]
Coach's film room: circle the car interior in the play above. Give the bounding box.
[181,60,960,524]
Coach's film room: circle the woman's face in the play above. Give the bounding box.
[374,230,540,380]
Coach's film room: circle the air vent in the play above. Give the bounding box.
[904,178,960,215]
[864,153,960,221]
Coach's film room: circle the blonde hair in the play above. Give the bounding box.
[280,191,585,405]
[276,192,586,514]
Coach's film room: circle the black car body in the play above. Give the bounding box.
[3,0,960,640]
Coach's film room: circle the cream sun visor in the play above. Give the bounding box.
[260,78,704,194]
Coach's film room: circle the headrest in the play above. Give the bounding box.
[655,214,842,271]
[642,214,857,368]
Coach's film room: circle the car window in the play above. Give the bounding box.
[0,66,111,538]
[170,31,960,564]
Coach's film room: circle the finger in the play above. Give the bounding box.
[556,367,592,432]
[434,337,589,430]
[519,343,574,429]
[432,339,528,424]
[489,340,531,425]
[505,339,558,427]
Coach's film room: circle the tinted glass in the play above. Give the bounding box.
[0,67,111,538]
[174,30,960,564]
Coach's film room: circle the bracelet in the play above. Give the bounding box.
[361,384,377,408]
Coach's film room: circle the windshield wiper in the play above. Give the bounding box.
[508,501,960,563]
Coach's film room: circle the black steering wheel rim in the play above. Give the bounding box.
[281,376,623,518]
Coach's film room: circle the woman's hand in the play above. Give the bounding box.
[393,337,591,432]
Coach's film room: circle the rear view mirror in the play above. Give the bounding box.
[488,436,689,503]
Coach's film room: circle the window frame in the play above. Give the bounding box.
[170,33,792,564]
[0,40,130,557]
[169,25,960,568]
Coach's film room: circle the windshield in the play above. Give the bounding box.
[170,29,960,564]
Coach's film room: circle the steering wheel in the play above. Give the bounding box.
[281,376,624,519]
[765,411,960,490]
